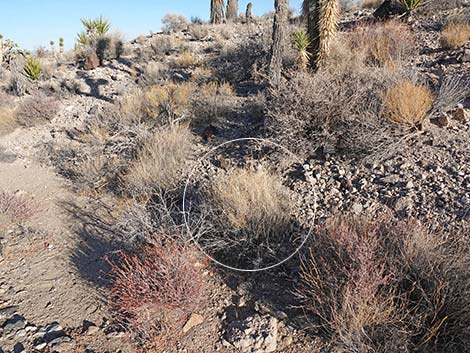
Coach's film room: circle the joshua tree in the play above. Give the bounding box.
[0,34,3,67]
[246,3,253,23]
[210,0,225,24]
[59,38,64,57]
[50,40,56,58]
[303,0,339,70]
[269,0,289,87]
[226,0,238,21]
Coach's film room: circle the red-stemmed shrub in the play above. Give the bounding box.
[107,238,207,351]
[299,214,470,353]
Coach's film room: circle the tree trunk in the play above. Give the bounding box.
[304,0,339,71]
[211,0,225,24]
[226,0,238,21]
[246,3,253,23]
[269,0,289,87]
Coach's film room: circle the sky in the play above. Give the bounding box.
[0,0,303,51]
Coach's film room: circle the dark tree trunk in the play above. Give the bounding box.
[226,0,238,21]
[246,2,253,23]
[211,0,225,24]
[269,0,289,87]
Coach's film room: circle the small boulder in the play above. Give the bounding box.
[84,52,99,70]
[452,106,469,122]
[462,48,470,63]
[431,114,450,127]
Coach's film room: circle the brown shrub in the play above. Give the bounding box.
[192,81,236,126]
[0,108,18,136]
[107,238,206,351]
[149,35,173,57]
[349,21,416,68]
[266,68,399,158]
[161,13,189,33]
[16,94,60,126]
[125,125,195,195]
[383,80,433,127]
[440,22,470,49]
[299,215,470,353]
[173,51,197,69]
[188,24,210,41]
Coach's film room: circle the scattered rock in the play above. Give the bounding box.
[85,325,100,335]
[431,113,450,127]
[183,313,204,333]
[225,314,278,353]
[2,315,26,334]
[452,106,468,122]
[461,48,470,63]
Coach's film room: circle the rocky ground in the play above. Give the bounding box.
[1,3,470,353]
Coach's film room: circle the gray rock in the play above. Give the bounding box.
[2,315,26,334]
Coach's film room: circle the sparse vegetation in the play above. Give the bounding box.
[0,190,37,221]
[16,94,60,126]
[125,125,195,195]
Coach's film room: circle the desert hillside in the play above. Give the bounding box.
[0,1,469,352]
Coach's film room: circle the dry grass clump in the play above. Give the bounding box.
[188,24,210,41]
[15,94,60,126]
[349,21,416,68]
[192,81,236,126]
[440,22,470,49]
[383,80,433,127]
[190,66,213,83]
[299,215,470,353]
[210,167,291,235]
[107,238,206,351]
[0,108,18,136]
[120,82,195,126]
[173,51,198,69]
[144,82,195,123]
[196,166,297,269]
[0,190,37,222]
[125,125,194,195]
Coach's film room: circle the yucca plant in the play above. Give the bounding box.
[293,30,311,71]
[303,0,340,71]
[50,40,56,58]
[401,0,425,10]
[77,16,111,47]
[23,57,42,80]
[59,38,64,56]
